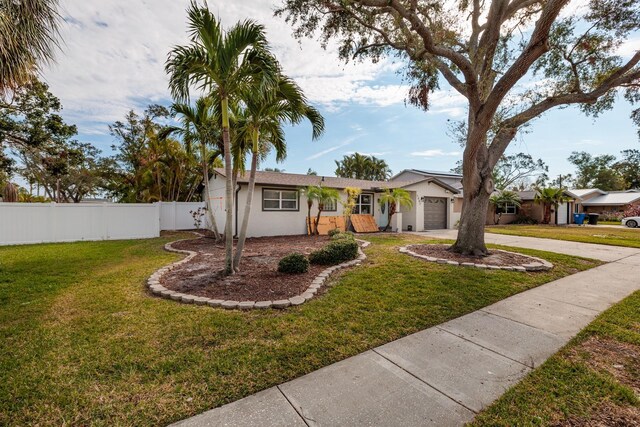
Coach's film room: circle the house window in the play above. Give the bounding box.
[497,203,517,215]
[323,198,337,211]
[502,203,518,215]
[354,193,373,214]
[263,188,298,211]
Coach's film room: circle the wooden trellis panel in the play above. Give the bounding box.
[350,214,379,233]
[306,216,346,235]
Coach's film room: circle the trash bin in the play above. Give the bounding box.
[573,213,586,225]
[588,213,600,225]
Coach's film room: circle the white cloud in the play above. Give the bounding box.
[43,0,410,133]
[410,149,461,157]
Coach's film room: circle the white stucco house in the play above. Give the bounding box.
[206,168,462,238]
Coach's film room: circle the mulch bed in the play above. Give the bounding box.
[161,235,333,301]
[408,244,537,267]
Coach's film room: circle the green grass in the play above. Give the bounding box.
[487,224,640,248]
[0,233,600,426]
[471,290,640,426]
[599,220,623,225]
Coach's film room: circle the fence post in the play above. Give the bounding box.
[49,202,56,243]
[156,202,161,237]
[173,201,177,231]
[103,202,109,240]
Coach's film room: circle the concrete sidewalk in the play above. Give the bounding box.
[172,235,640,427]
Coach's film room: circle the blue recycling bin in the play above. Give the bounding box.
[573,213,586,225]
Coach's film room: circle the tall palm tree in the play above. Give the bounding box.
[534,187,569,225]
[380,188,414,231]
[489,190,521,225]
[233,76,324,270]
[162,97,223,240]
[1,0,60,96]
[314,187,340,235]
[166,2,278,275]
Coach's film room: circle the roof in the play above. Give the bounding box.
[213,169,459,193]
[570,188,606,199]
[581,192,640,206]
[392,169,463,190]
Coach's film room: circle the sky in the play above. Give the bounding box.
[40,0,640,181]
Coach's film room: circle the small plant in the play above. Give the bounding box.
[190,207,206,230]
[327,228,341,237]
[330,231,354,241]
[278,253,309,274]
[511,214,539,225]
[309,240,358,265]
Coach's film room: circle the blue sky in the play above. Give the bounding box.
[42,0,640,181]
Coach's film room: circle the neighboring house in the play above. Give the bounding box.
[206,168,460,237]
[574,189,640,214]
[487,190,576,225]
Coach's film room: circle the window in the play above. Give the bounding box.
[353,193,373,215]
[323,198,337,211]
[263,188,298,211]
[497,203,517,215]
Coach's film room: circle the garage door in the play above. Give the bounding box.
[556,202,569,225]
[424,197,447,230]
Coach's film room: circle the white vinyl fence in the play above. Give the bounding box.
[0,201,206,246]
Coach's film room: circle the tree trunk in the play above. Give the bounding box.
[383,202,395,231]
[307,202,313,235]
[221,97,234,275]
[315,205,323,235]
[451,118,496,256]
[201,143,221,241]
[233,134,259,271]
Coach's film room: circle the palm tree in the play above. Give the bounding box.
[302,185,322,234]
[162,97,223,240]
[1,0,60,96]
[489,190,521,225]
[314,187,340,235]
[379,188,414,231]
[233,76,324,270]
[166,2,278,275]
[335,153,391,181]
[534,187,569,224]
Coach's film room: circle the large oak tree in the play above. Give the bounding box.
[277,0,640,255]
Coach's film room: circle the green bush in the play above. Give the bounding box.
[511,214,539,225]
[330,231,354,241]
[278,253,309,274]
[327,228,341,237]
[309,240,359,265]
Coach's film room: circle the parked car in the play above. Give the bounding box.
[622,216,640,228]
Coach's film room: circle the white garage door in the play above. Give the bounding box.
[424,197,447,230]
[557,202,569,225]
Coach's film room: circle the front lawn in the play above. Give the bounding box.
[472,290,640,426]
[0,233,600,426]
[487,224,640,248]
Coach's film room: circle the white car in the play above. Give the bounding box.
[622,216,640,228]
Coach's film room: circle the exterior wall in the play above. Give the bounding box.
[583,203,637,214]
[207,179,392,237]
[206,172,228,234]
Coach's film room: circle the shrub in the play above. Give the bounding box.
[278,253,309,274]
[600,211,624,222]
[511,214,539,225]
[327,228,341,237]
[623,205,640,218]
[309,240,359,265]
[330,231,354,241]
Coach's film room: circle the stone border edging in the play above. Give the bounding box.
[147,238,370,310]
[399,244,553,272]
